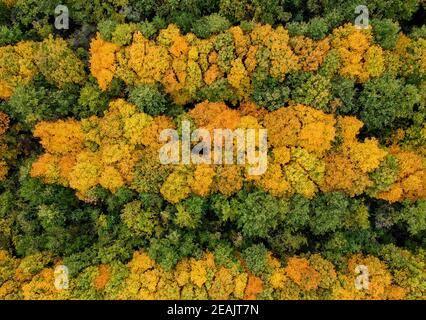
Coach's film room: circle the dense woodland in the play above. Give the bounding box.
[0,0,425,300]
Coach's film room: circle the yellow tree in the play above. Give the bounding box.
[377,146,426,202]
[331,24,384,82]
[0,41,36,99]
[321,116,387,196]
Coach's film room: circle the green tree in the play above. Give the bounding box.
[128,84,168,116]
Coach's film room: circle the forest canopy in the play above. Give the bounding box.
[0,0,425,300]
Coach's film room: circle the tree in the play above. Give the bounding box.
[331,24,384,83]
[359,75,421,132]
[121,200,162,238]
[242,243,268,276]
[291,73,331,111]
[0,41,36,99]
[284,257,321,291]
[372,19,400,50]
[0,112,9,180]
[174,196,206,229]
[192,14,231,38]
[90,33,121,91]
[289,36,330,72]
[251,76,290,111]
[218,0,290,25]
[128,84,168,116]
[376,147,426,203]
[34,36,86,88]
[231,189,289,238]
[263,104,336,154]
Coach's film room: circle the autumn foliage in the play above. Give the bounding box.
[1,248,424,300]
[0,2,425,301]
[31,100,425,204]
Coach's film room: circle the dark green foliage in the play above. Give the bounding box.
[372,19,400,49]
[0,25,23,45]
[6,85,58,125]
[0,0,424,294]
[4,83,83,127]
[266,195,311,255]
[252,77,290,111]
[219,0,291,25]
[97,20,118,41]
[322,230,378,261]
[410,26,426,39]
[0,2,11,25]
[285,195,311,230]
[330,76,357,115]
[292,0,419,24]
[192,14,231,38]
[148,230,200,270]
[267,230,308,256]
[359,76,422,132]
[14,0,57,26]
[395,201,426,236]
[138,21,158,39]
[76,81,109,118]
[197,79,239,104]
[231,189,289,238]
[309,192,351,235]
[211,193,238,222]
[213,242,235,266]
[11,176,98,256]
[242,243,268,275]
[287,18,329,40]
[291,73,331,111]
[62,248,99,276]
[128,84,168,116]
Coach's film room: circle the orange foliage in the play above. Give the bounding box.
[290,36,330,72]
[284,257,321,291]
[0,249,417,300]
[31,99,149,198]
[90,33,121,91]
[94,264,111,290]
[263,104,336,154]
[320,116,387,196]
[244,274,263,300]
[188,100,241,132]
